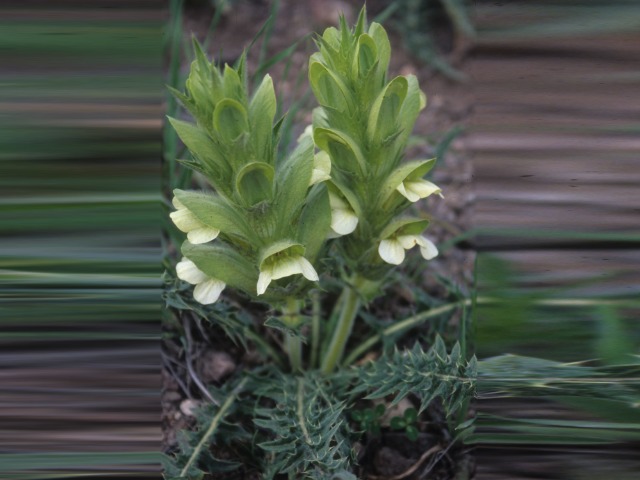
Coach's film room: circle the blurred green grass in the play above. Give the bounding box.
[0,2,161,477]
[471,0,640,475]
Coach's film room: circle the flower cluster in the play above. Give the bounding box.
[168,45,332,304]
[308,10,441,279]
[169,12,442,307]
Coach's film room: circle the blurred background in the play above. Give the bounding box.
[470,1,640,478]
[0,0,162,477]
[1,0,639,478]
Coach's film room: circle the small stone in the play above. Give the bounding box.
[198,350,236,383]
[180,399,201,417]
[379,398,415,427]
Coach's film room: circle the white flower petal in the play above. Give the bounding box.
[397,179,442,202]
[310,168,332,186]
[378,238,405,265]
[310,151,331,186]
[396,182,421,202]
[271,256,303,281]
[397,234,419,250]
[176,258,209,284]
[406,179,441,199]
[170,208,204,232]
[187,227,220,244]
[298,257,319,282]
[172,196,185,209]
[193,278,226,304]
[257,255,319,294]
[417,236,438,260]
[331,207,359,235]
[256,269,272,296]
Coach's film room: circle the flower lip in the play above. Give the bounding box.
[256,242,319,296]
[193,278,226,304]
[176,257,209,284]
[396,179,442,203]
[176,257,226,305]
[310,151,332,186]
[328,191,358,236]
[170,196,220,244]
[378,238,405,265]
[378,234,438,265]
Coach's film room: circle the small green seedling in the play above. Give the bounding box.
[390,407,419,441]
[351,404,386,436]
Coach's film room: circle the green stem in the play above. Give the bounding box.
[284,297,303,371]
[180,377,247,477]
[320,275,363,374]
[343,299,471,367]
[320,288,346,357]
[310,291,321,369]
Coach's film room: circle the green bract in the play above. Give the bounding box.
[309,9,440,279]
[169,43,331,303]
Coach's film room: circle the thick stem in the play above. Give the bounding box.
[320,275,363,374]
[343,300,470,367]
[283,297,303,371]
[310,291,321,369]
[285,334,303,372]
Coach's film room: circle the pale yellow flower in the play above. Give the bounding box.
[378,234,438,265]
[396,179,442,203]
[170,197,220,244]
[310,151,332,185]
[328,191,358,236]
[257,255,319,296]
[176,257,226,304]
